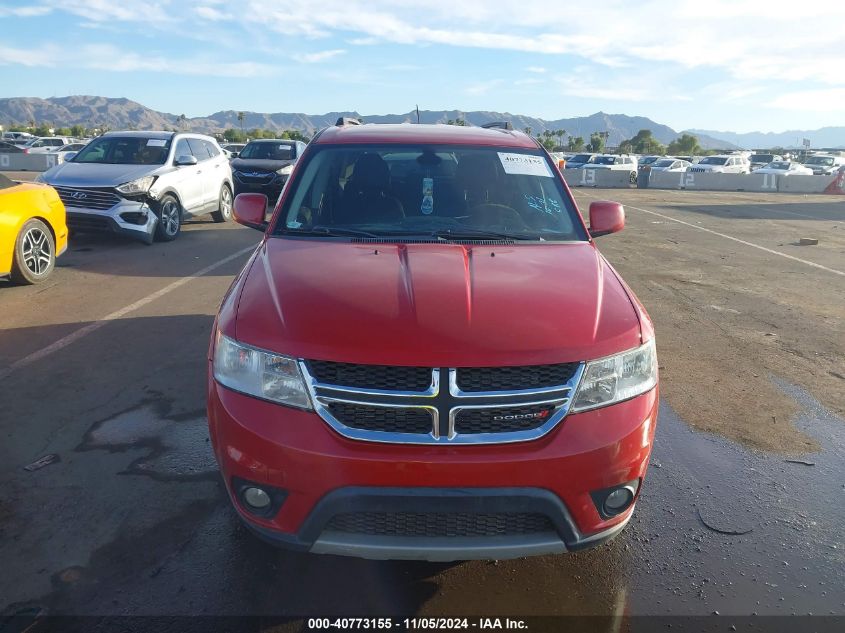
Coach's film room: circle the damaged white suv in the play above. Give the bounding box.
[37,131,234,244]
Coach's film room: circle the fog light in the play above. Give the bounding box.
[243,487,271,509]
[604,488,634,514]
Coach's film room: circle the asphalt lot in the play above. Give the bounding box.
[1,180,844,628]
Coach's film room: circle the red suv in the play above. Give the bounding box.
[207,121,658,561]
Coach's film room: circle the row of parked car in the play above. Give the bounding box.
[550,150,845,182]
[0,130,307,286]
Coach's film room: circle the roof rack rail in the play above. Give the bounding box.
[481,121,513,131]
[336,117,362,127]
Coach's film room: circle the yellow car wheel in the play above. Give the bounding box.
[11,218,56,285]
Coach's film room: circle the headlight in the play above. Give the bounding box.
[213,332,312,409]
[116,175,156,195]
[572,339,657,412]
[276,165,293,176]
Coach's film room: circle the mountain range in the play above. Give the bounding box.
[688,127,845,150]
[12,95,841,150]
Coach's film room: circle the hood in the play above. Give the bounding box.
[231,158,294,173]
[232,240,642,366]
[41,161,161,187]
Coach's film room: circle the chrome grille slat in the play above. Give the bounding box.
[301,361,584,445]
[54,186,121,211]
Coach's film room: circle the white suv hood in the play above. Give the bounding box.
[41,161,164,188]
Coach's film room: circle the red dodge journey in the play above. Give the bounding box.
[207,120,658,561]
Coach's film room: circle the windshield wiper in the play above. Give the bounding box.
[425,228,540,241]
[284,226,381,238]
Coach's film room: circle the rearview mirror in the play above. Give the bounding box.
[233,193,269,231]
[175,155,198,166]
[588,201,625,237]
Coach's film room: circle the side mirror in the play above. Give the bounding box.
[63,152,77,162]
[588,201,625,237]
[230,152,238,158]
[175,155,198,166]
[233,193,269,231]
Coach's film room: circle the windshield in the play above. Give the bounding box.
[593,156,617,165]
[653,159,676,167]
[699,157,728,165]
[273,144,587,242]
[805,156,834,166]
[639,156,660,165]
[767,162,790,170]
[238,141,294,160]
[72,136,171,165]
[750,154,774,162]
[571,154,594,163]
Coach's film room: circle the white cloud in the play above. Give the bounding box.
[465,79,505,96]
[195,5,228,21]
[0,43,276,78]
[526,66,546,74]
[292,49,347,63]
[770,88,845,112]
[0,5,52,16]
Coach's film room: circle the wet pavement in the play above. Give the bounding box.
[1,191,844,628]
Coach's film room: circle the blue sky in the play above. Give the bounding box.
[1,0,843,133]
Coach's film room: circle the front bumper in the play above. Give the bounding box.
[65,200,156,242]
[207,372,658,561]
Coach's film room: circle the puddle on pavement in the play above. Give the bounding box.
[78,403,217,481]
[629,378,845,615]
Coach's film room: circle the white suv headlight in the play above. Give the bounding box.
[116,175,156,195]
[213,332,312,409]
[572,339,657,412]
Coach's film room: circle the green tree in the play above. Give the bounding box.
[568,136,585,152]
[554,129,566,150]
[667,133,701,156]
[588,132,605,153]
[223,128,246,142]
[70,124,85,137]
[621,129,665,155]
[537,130,556,151]
[237,111,245,135]
[178,114,188,131]
[523,126,532,136]
[33,124,52,136]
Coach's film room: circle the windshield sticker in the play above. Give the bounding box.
[421,177,434,215]
[498,152,553,178]
[146,139,167,147]
[524,194,561,215]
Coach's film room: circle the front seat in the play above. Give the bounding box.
[335,153,404,224]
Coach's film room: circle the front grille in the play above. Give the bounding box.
[66,212,112,232]
[456,364,579,392]
[55,186,121,211]
[326,402,433,434]
[326,511,555,537]
[454,403,557,434]
[307,360,432,392]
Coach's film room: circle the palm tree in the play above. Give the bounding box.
[237,111,245,136]
[555,129,566,150]
[523,126,532,137]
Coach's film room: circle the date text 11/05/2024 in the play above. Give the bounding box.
[307,618,528,630]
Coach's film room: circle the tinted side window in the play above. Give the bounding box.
[203,140,220,158]
[174,138,193,160]
[186,139,208,161]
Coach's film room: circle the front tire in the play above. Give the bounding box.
[211,184,233,223]
[11,218,56,285]
[154,194,181,242]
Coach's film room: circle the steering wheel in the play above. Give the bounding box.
[467,203,529,231]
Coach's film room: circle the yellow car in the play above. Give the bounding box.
[0,174,68,284]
